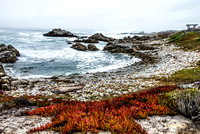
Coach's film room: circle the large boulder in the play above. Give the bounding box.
[103,42,134,53]
[71,43,87,51]
[0,44,20,63]
[87,44,99,51]
[7,45,20,56]
[43,28,78,37]
[89,33,115,42]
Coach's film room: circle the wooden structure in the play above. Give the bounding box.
[186,24,198,31]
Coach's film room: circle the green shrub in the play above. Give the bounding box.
[166,89,200,123]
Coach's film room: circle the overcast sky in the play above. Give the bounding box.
[0,0,199,32]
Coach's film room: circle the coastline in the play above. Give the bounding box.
[1,31,200,134]
[4,38,200,101]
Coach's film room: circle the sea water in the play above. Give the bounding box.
[0,28,140,78]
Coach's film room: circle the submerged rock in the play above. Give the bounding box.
[88,44,99,51]
[43,28,78,37]
[0,44,20,63]
[71,43,87,51]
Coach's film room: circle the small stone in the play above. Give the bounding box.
[168,123,188,133]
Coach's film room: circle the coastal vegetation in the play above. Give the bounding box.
[164,67,200,84]
[169,31,200,51]
[1,29,200,133]
[166,88,200,124]
[1,86,179,133]
[161,31,200,84]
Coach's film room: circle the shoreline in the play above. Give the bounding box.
[4,38,200,101]
[1,32,200,134]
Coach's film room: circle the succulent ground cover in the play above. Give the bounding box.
[0,85,179,133]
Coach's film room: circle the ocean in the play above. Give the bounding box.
[0,28,140,78]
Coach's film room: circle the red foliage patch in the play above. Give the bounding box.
[21,85,179,134]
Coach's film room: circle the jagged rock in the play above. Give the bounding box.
[103,42,158,64]
[0,44,20,63]
[136,44,155,50]
[71,43,87,51]
[74,38,99,43]
[0,62,5,75]
[89,33,115,42]
[43,28,78,37]
[103,43,134,53]
[88,44,99,51]
[0,44,7,52]
[7,45,20,56]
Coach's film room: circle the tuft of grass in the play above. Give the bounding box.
[169,31,200,51]
[163,67,200,84]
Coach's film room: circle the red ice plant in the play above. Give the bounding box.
[22,85,179,134]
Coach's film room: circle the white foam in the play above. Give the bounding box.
[18,32,31,36]
[2,28,143,78]
[88,58,141,73]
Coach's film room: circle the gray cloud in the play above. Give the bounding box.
[0,0,199,32]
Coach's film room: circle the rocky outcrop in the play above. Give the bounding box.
[89,33,116,42]
[0,62,11,90]
[88,44,99,51]
[103,36,159,64]
[0,44,20,63]
[103,43,134,53]
[71,43,99,51]
[0,44,20,90]
[71,43,87,51]
[74,38,99,43]
[43,28,78,37]
[0,62,5,75]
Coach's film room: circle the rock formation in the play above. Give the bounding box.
[89,33,116,42]
[43,28,78,37]
[71,43,99,51]
[103,35,159,64]
[87,44,99,51]
[71,43,87,51]
[0,44,20,63]
[0,62,11,90]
